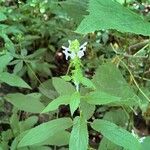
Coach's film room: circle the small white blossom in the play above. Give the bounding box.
[131,129,145,143]
[139,137,146,143]
[62,40,87,60]
[74,81,79,91]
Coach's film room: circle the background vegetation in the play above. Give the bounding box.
[0,0,150,150]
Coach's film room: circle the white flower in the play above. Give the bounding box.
[131,129,146,143]
[139,137,146,143]
[62,40,87,60]
[74,81,79,91]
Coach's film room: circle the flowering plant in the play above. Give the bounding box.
[17,40,146,150]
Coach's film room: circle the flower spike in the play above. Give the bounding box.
[62,39,87,60]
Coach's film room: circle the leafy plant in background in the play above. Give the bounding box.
[0,0,88,87]
[13,38,147,150]
[0,0,150,150]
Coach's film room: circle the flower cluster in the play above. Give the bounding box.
[62,39,87,91]
[62,39,87,60]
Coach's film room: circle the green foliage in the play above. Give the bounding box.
[0,12,7,21]
[99,138,122,150]
[103,109,129,127]
[69,92,80,115]
[92,63,140,106]
[84,91,121,105]
[141,136,150,150]
[0,0,149,149]
[42,131,70,146]
[5,93,44,113]
[92,119,141,150]
[69,116,88,150]
[52,77,76,96]
[18,118,72,147]
[42,95,71,113]
[0,52,13,72]
[81,77,96,89]
[80,101,95,120]
[0,72,31,89]
[77,0,150,36]
[38,79,57,99]
[57,0,88,23]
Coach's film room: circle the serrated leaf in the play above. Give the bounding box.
[76,0,150,36]
[92,119,141,150]
[0,72,31,89]
[69,116,88,150]
[92,63,140,106]
[80,101,95,120]
[5,93,44,113]
[84,91,121,105]
[52,77,75,96]
[18,118,72,147]
[42,95,71,113]
[70,92,80,116]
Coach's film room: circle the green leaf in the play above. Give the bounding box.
[5,93,45,113]
[52,77,75,96]
[69,116,88,150]
[10,131,29,150]
[81,77,96,89]
[141,136,150,150]
[104,109,128,127]
[70,92,80,116]
[10,113,20,136]
[99,138,122,150]
[114,0,133,4]
[84,91,121,105]
[38,79,57,99]
[42,95,71,113]
[18,118,72,147]
[1,34,15,53]
[28,146,52,150]
[0,72,31,89]
[12,131,69,149]
[80,101,95,120]
[0,52,13,73]
[92,63,140,106]
[42,131,70,146]
[61,75,72,81]
[0,12,7,21]
[1,129,13,144]
[13,60,23,74]
[76,0,150,36]
[92,119,141,150]
[19,116,38,132]
[58,0,88,23]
